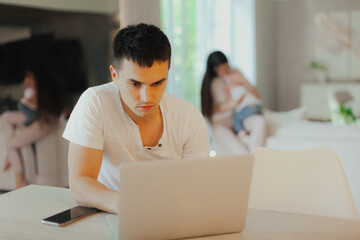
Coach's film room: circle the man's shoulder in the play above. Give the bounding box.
[80,82,117,101]
[162,92,197,112]
[161,93,204,125]
[162,92,187,103]
[161,93,208,147]
[87,82,117,94]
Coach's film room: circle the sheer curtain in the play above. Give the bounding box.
[161,0,256,108]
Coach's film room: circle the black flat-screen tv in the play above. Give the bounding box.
[0,33,87,94]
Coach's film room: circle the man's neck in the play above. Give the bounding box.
[122,101,164,147]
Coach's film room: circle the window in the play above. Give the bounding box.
[161,0,256,108]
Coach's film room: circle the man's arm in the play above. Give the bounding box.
[68,142,119,213]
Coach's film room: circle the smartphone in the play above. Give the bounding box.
[41,206,98,226]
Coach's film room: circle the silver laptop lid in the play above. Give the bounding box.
[117,155,254,240]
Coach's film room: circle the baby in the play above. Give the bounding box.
[224,70,262,137]
[19,74,38,126]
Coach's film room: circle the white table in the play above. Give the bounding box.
[1,185,359,240]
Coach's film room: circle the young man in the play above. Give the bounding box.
[63,23,210,213]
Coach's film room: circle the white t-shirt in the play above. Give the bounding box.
[63,82,210,190]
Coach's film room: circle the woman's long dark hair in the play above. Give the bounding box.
[25,61,67,124]
[200,51,228,122]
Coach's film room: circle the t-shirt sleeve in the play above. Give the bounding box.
[182,105,210,159]
[62,88,104,149]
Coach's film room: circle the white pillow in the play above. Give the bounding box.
[264,107,307,136]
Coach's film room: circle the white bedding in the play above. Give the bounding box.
[274,119,360,139]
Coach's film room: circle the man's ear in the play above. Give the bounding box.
[109,65,117,82]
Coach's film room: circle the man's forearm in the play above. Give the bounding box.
[69,176,119,213]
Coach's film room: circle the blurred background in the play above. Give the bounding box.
[1,0,359,212]
[0,0,359,116]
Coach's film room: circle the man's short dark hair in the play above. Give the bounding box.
[113,23,171,68]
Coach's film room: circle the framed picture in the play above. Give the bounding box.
[314,10,360,82]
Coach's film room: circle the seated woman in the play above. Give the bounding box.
[2,62,66,188]
[201,51,266,154]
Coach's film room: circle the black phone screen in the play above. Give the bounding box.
[42,206,98,226]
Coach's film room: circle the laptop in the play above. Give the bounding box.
[106,154,254,240]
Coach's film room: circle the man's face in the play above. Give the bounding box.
[111,59,169,121]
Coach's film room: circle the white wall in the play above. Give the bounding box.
[119,0,161,28]
[275,0,313,111]
[231,0,256,86]
[257,0,360,111]
[255,0,277,110]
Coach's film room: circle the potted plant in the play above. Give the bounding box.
[338,105,356,124]
[330,90,357,125]
[309,61,327,83]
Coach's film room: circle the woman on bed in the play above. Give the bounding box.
[2,62,66,188]
[201,51,266,154]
